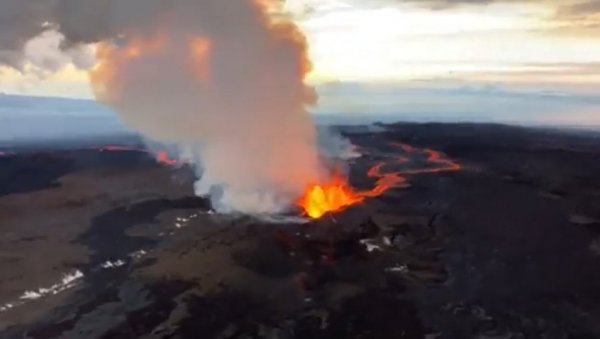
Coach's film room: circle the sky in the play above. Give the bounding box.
[0,0,599,126]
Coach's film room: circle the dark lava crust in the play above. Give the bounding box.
[1,123,600,338]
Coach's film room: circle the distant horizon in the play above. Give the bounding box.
[1,91,599,134]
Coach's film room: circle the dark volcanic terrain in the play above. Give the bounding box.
[1,123,600,339]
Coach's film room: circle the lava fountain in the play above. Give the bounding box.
[298,143,461,219]
[297,171,365,219]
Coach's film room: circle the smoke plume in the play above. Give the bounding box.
[0,0,329,214]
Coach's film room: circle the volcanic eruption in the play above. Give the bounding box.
[0,0,461,218]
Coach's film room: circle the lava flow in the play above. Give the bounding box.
[298,143,461,219]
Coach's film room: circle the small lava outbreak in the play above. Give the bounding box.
[97,145,180,166]
[298,143,462,219]
[156,150,179,166]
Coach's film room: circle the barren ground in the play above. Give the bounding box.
[1,123,600,339]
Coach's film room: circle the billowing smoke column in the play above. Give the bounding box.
[91,1,326,213]
[0,0,327,214]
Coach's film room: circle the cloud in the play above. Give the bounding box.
[365,0,528,10]
[363,0,598,16]
[560,0,600,16]
[399,0,496,9]
[0,0,166,70]
[361,0,600,38]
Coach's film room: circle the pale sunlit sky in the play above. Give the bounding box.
[0,0,599,125]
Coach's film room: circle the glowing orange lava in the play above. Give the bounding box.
[297,172,364,219]
[297,167,407,219]
[298,143,461,219]
[156,150,179,166]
